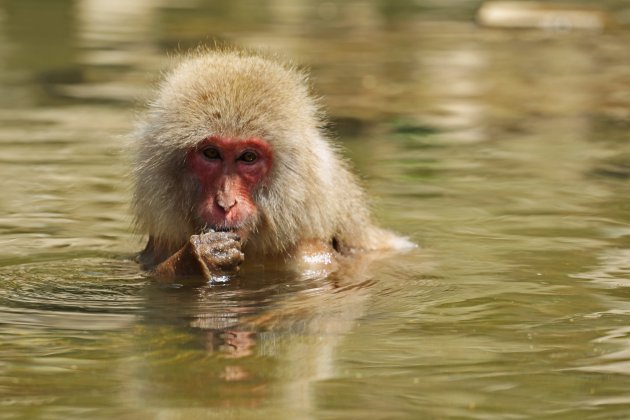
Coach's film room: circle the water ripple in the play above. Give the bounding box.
[0,258,147,315]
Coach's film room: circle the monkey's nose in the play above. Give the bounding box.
[217,197,237,212]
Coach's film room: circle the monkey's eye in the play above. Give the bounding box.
[239,151,258,163]
[202,147,221,160]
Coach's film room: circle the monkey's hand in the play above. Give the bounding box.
[190,231,244,273]
[153,232,244,280]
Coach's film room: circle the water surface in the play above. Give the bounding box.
[2,1,630,418]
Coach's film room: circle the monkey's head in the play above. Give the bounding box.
[132,49,343,256]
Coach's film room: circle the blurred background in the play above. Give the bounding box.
[2,1,630,418]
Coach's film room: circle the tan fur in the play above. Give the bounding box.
[131,48,410,263]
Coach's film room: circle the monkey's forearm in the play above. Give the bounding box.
[152,241,210,279]
[153,232,244,280]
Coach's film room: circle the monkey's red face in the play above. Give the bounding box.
[186,136,273,236]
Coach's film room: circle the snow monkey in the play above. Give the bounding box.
[131,49,413,279]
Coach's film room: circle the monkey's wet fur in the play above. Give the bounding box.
[131,48,414,280]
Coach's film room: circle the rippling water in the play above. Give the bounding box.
[2,0,630,418]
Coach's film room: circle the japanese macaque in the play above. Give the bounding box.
[131,48,413,279]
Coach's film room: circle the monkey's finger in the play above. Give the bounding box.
[199,231,241,242]
[206,238,241,254]
[191,234,239,251]
[208,249,244,270]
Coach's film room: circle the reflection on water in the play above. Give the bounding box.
[2,0,630,418]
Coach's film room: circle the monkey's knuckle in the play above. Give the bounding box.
[212,242,232,253]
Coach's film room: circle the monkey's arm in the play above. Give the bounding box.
[288,240,341,275]
[149,232,244,280]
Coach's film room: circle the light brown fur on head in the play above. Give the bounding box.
[132,48,409,262]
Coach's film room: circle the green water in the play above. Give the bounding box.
[2,1,630,418]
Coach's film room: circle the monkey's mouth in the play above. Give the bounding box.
[200,225,238,234]
[210,226,237,233]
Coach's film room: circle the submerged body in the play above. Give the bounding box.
[131,49,412,279]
